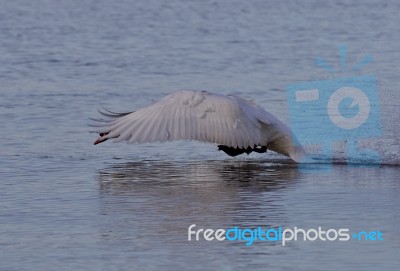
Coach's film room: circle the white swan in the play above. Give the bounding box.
[91,90,306,162]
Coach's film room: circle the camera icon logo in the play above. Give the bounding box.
[286,45,381,168]
[327,86,370,130]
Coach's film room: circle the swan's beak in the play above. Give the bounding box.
[289,145,310,163]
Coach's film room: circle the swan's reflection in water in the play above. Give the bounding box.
[97,160,301,249]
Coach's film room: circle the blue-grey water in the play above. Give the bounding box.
[1,0,399,270]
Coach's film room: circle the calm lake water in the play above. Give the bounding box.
[0,0,399,270]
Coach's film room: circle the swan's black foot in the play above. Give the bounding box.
[217,145,267,157]
[253,145,267,154]
[217,145,246,156]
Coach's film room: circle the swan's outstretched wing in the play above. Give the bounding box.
[91,90,274,148]
[91,90,308,161]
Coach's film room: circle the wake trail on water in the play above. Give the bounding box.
[297,153,400,166]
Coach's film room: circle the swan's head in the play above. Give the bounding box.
[266,132,308,163]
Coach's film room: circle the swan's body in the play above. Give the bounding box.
[91,90,306,162]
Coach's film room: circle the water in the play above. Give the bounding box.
[0,0,399,270]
